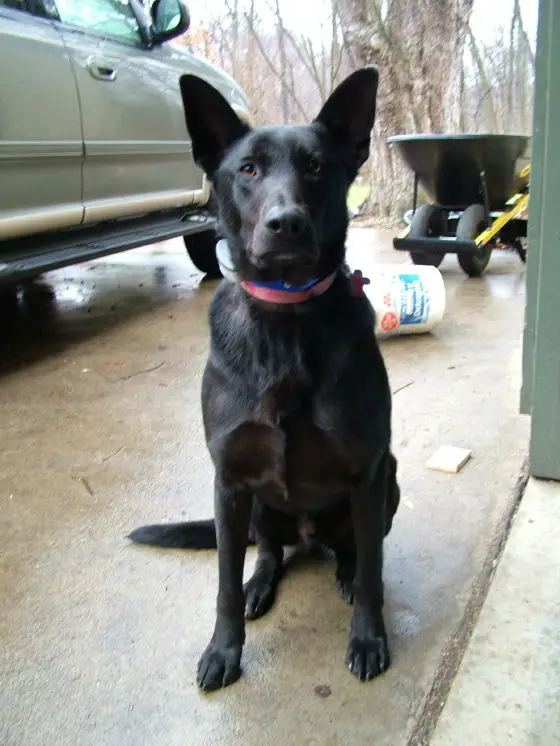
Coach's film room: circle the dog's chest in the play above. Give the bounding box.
[221,398,358,513]
[210,294,371,510]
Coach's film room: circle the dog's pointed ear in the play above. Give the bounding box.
[179,74,250,177]
[314,66,379,176]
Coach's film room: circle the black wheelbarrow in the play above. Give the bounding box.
[388,133,531,276]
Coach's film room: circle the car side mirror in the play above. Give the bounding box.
[151,0,190,43]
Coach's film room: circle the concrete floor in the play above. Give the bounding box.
[0,231,530,745]
[431,477,560,746]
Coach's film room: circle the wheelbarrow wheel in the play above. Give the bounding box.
[408,204,445,268]
[515,239,527,264]
[456,204,492,277]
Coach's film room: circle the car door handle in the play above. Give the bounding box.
[87,57,118,82]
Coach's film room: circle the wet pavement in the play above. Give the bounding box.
[0,231,529,745]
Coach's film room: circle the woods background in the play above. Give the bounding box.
[176,0,536,219]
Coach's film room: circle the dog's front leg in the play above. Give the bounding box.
[197,478,252,691]
[346,452,391,681]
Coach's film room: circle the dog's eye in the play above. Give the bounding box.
[307,158,322,176]
[240,162,257,177]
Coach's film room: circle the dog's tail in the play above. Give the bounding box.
[128,520,219,549]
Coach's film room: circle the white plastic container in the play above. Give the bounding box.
[363,264,446,336]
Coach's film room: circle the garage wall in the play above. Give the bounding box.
[521,0,560,480]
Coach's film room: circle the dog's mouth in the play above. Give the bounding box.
[250,257,319,287]
[217,238,324,287]
[246,232,321,283]
[250,247,318,273]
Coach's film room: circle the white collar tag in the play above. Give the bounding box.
[215,239,240,282]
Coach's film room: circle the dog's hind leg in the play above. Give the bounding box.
[333,539,356,605]
[384,450,400,536]
[244,503,295,620]
[321,504,356,605]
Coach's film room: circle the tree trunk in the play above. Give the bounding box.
[338,0,475,215]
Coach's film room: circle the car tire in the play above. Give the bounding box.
[184,229,222,278]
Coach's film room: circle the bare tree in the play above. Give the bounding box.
[463,3,535,135]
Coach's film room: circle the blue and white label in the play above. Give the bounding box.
[398,274,430,325]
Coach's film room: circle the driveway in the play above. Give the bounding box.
[0,230,529,745]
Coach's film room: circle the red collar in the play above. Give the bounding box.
[240,271,337,304]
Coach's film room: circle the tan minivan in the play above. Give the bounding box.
[0,0,250,282]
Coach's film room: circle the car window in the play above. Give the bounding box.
[53,0,141,42]
[0,1,59,19]
[0,1,27,10]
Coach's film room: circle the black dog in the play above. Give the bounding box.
[129,66,400,691]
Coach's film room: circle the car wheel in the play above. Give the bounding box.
[184,229,222,278]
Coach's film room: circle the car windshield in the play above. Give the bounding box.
[55,0,140,41]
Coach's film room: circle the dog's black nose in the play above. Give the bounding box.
[265,206,307,239]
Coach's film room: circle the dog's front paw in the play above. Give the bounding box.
[197,642,242,691]
[345,635,390,681]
